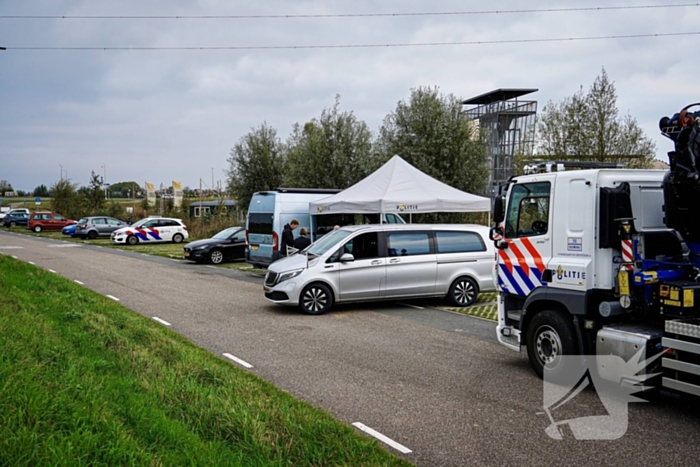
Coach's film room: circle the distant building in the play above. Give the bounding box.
[189,200,237,218]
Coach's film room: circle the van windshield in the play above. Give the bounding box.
[307,229,352,257]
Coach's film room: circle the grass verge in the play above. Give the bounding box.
[0,256,411,466]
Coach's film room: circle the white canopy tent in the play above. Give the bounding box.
[308,155,491,217]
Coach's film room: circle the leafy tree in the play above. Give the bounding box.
[0,180,13,193]
[50,179,81,219]
[33,184,50,197]
[226,123,287,209]
[377,86,489,222]
[536,68,656,169]
[109,181,144,198]
[16,190,27,197]
[285,95,376,189]
[80,171,106,215]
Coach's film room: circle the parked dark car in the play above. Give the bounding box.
[74,216,127,239]
[2,212,30,228]
[183,226,246,264]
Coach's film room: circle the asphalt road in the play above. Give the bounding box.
[2,230,700,467]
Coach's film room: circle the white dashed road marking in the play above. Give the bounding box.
[74,280,84,285]
[352,422,412,454]
[222,353,253,369]
[0,246,23,249]
[106,294,120,301]
[48,269,57,273]
[152,317,172,326]
[48,244,80,248]
[28,261,35,265]
[11,255,18,259]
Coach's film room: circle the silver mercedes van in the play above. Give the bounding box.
[263,224,495,314]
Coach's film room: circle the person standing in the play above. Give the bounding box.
[293,227,312,251]
[280,219,299,257]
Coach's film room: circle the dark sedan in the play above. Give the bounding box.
[183,226,246,264]
[2,212,30,228]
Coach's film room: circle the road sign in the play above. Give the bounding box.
[35,197,41,206]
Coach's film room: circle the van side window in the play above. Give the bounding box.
[341,232,379,260]
[436,231,486,253]
[387,232,431,257]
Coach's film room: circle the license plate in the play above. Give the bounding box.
[251,245,259,251]
[184,252,190,257]
[263,286,270,293]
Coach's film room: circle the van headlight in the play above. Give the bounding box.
[278,269,304,284]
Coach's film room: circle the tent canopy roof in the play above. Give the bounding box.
[309,155,490,215]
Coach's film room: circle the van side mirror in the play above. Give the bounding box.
[340,253,355,263]
[493,195,505,224]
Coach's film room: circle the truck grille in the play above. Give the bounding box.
[264,271,278,286]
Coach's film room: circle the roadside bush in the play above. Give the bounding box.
[187,213,240,240]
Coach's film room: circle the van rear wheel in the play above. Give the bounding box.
[447,277,479,307]
[299,283,333,315]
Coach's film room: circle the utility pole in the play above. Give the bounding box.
[59,164,63,181]
[211,168,214,195]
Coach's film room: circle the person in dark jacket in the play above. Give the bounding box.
[293,227,312,251]
[280,219,299,257]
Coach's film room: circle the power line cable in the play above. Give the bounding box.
[4,31,700,51]
[0,3,698,20]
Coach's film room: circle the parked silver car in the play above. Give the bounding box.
[74,216,127,239]
[263,224,495,314]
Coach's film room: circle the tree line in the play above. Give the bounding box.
[226,88,489,213]
[227,70,657,214]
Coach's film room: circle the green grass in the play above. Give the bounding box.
[0,255,411,467]
[440,292,498,321]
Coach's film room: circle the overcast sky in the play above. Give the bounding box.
[2,0,699,193]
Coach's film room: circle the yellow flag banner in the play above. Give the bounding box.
[145,182,156,207]
[172,181,183,208]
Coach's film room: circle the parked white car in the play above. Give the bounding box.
[111,217,188,245]
[263,224,496,314]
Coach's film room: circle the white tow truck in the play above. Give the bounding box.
[489,105,700,396]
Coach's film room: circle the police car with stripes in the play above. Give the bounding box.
[111,217,188,245]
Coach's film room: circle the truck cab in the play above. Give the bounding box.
[491,164,700,396]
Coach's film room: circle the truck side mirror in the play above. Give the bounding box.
[489,226,509,250]
[493,195,505,224]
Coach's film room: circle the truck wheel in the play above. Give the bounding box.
[299,283,333,315]
[447,277,479,307]
[87,231,98,240]
[526,310,577,379]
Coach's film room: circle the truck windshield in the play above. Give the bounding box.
[306,229,352,257]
